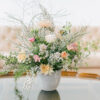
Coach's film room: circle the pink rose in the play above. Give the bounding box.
[33,55,40,62]
[67,43,78,51]
[29,38,35,42]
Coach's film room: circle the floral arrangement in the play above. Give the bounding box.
[0,4,89,78]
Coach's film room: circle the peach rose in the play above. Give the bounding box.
[40,64,53,75]
[61,51,67,59]
[38,20,52,28]
[67,43,78,51]
[33,55,40,62]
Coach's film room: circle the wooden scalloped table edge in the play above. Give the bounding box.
[61,71,77,77]
[0,71,100,80]
[78,73,100,79]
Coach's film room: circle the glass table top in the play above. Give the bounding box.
[0,77,100,100]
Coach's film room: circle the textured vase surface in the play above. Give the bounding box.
[37,70,61,91]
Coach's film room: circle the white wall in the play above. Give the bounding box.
[0,0,100,26]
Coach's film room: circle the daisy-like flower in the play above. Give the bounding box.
[40,64,53,75]
[17,51,26,63]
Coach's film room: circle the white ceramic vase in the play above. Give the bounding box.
[37,70,61,91]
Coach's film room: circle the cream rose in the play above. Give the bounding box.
[45,34,57,43]
[17,51,26,63]
[39,44,47,52]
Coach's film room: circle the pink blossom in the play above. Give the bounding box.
[29,38,35,42]
[33,55,40,62]
[67,43,78,51]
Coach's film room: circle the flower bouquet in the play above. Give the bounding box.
[0,4,89,91]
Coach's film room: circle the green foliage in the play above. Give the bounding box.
[0,54,18,65]
[14,64,30,79]
[0,4,99,78]
[14,81,23,99]
[0,71,9,76]
[62,22,72,34]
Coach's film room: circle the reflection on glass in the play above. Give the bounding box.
[14,80,60,100]
[14,80,24,100]
[38,90,60,100]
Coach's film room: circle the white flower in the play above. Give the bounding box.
[54,52,61,58]
[45,51,49,57]
[45,34,57,43]
[39,44,47,52]
[48,52,63,65]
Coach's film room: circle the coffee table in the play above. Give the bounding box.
[0,77,100,100]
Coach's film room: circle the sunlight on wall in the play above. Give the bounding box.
[0,0,100,26]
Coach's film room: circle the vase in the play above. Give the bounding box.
[37,70,61,91]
